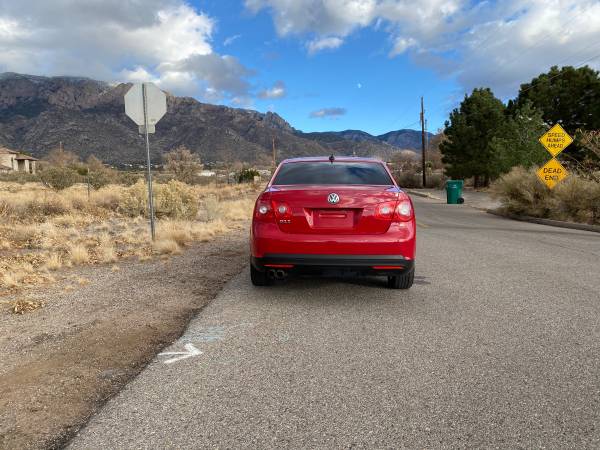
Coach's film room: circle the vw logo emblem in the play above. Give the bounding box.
[327,193,340,204]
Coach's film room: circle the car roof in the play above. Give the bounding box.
[280,156,385,164]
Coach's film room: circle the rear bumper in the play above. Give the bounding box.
[251,222,416,259]
[252,254,414,275]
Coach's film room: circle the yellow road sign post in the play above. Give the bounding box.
[539,123,573,157]
[536,158,569,189]
[537,124,572,189]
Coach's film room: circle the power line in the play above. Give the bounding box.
[386,5,597,134]
[489,6,589,71]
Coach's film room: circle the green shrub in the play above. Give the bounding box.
[0,172,41,184]
[154,180,199,219]
[117,180,199,220]
[237,168,259,183]
[39,166,81,190]
[395,171,422,188]
[117,171,142,186]
[117,180,148,217]
[86,169,115,190]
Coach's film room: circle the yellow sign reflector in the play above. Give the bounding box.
[537,158,569,189]
[539,123,573,157]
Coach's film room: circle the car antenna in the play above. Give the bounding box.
[329,154,335,164]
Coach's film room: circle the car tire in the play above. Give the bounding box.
[388,268,414,289]
[250,264,270,286]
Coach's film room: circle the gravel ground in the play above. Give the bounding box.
[68,197,600,448]
[0,228,248,450]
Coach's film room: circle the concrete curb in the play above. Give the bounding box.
[406,190,442,200]
[486,209,600,234]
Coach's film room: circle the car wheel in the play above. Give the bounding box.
[250,264,270,286]
[387,268,414,289]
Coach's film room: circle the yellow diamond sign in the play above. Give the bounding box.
[537,158,568,189]
[539,123,573,157]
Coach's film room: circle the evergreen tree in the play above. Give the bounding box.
[440,88,506,186]
[511,65,600,160]
[490,101,548,173]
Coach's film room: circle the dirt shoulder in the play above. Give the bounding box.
[0,228,249,449]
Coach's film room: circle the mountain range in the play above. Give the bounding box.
[0,73,432,166]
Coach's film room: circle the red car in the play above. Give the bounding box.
[250,156,416,289]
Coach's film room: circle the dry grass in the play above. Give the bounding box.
[69,244,90,265]
[0,180,259,301]
[45,253,63,271]
[492,166,600,223]
[152,238,182,255]
[0,298,45,314]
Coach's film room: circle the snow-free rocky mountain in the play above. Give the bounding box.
[0,73,431,166]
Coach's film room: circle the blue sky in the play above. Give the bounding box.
[204,0,458,134]
[1,0,599,135]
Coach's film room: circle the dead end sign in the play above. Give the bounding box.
[537,158,569,189]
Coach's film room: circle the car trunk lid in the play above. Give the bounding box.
[268,185,399,234]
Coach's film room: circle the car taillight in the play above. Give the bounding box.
[272,201,292,219]
[374,197,413,222]
[394,199,413,222]
[375,201,396,220]
[254,199,274,221]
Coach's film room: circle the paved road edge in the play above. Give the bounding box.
[486,209,600,233]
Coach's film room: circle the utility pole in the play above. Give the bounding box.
[420,96,427,188]
[272,135,277,168]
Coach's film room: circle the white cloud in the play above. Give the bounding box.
[246,0,377,36]
[120,66,158,83]
[162,53,254,96]
[389,37,416,56]
[246,0,600,96]
[0,0,255,101]
[307,36,344,54]
[310,107,347,118]
[224,34,242,46]
[258,80,286,99]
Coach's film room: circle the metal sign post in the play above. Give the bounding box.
[142,84,156,240]
[124,82,167,240]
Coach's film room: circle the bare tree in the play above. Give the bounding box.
[578,129,600,159]
[163,145,203,184]
[45,147,80,167]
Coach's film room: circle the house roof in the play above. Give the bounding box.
[15,154,38,161]
[0,147,19,155]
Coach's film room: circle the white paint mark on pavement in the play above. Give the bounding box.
[158,343,202,364]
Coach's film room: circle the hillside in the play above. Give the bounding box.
[0,73,426,166]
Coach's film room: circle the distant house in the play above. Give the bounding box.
[199,170,216,177]
[0,147,38,174]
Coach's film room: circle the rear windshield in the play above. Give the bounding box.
[272,161,393,185]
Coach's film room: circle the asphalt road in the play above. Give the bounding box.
[69,196,600,449]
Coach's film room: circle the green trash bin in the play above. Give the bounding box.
[446,180,464,204]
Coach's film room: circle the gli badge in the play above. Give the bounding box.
[327,193,340,204]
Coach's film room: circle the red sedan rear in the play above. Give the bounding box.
[250,156,416,289]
